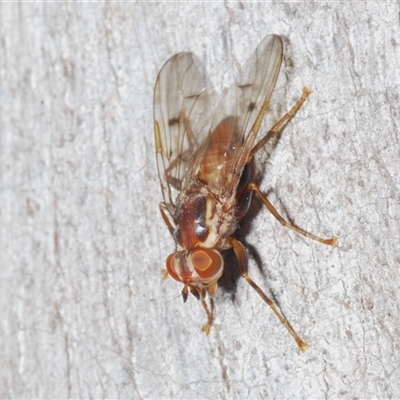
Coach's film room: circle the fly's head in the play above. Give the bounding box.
[166,247,224,301]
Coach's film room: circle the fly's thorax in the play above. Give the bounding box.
[174,194,216,249]
[173,192,236,250]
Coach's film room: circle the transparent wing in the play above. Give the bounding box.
[154,52,212,213]
[189,34,283,197]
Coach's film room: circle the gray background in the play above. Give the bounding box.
[1,2,399,399]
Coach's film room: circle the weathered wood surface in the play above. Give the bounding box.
[1,3,399,398]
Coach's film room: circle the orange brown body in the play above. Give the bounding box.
[154,34,337,350]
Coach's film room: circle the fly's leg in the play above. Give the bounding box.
[200,298,214,335]
[159,204,176,281]
[246,87,337,247]
[159,203,175,236]
[249,88,312,161]
[192,287,214,335]
[230,238,308,352]
[247,183,338,247]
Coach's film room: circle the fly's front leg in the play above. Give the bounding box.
[200,298,214,336]
[249,88,312,161]
[159,203,175,236]
[229,238,308,351]
[159,203,176,281]
[191,287,214,335]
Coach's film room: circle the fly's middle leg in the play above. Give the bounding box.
[246,182,338,247]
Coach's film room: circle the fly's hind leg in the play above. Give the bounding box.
[249,88,312,161]
[247,87,337,247]
[229,238,308,351]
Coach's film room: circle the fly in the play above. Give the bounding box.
[153,34,337,351]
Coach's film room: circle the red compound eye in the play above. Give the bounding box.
[166,254,182,282]
[191,248,223,280]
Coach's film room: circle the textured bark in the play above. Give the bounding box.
[1,2,399,398]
